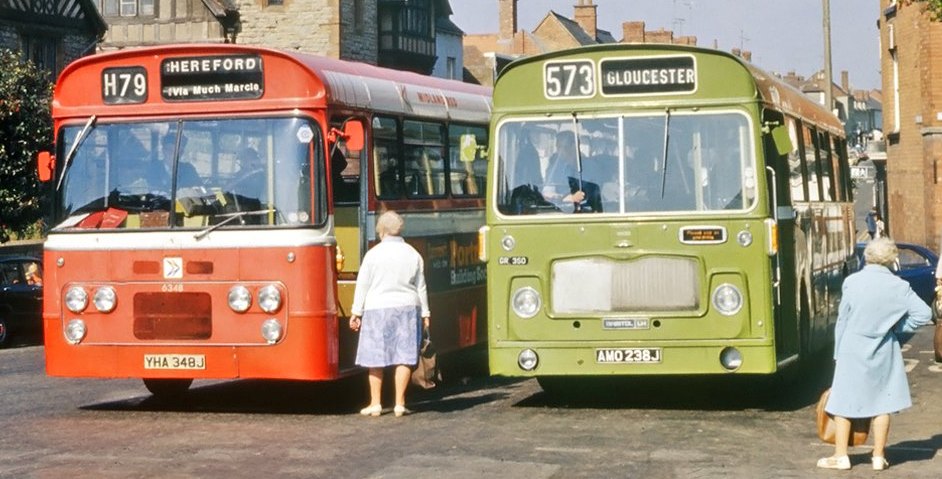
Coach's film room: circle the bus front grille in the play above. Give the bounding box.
[551,256,699,314]
[133,292,213,340]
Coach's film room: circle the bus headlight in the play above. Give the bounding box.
[712,284,743,316]
[258,285,282,313]
[720,347,743,371]
[65,319,87,344]
[512,287,541,318]
[228,285,252,313]
[261,319,283,344]
[93,286,117,313]
[65,287,88,313]
[518,349,539,371]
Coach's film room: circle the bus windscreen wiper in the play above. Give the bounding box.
[659,109,672,199]
[57,115,97,191]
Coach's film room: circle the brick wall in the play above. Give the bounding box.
[880,0,942,249]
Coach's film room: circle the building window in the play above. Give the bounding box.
[22,35,58,77]
[354,0,365,31]
[891,48,900,133]
[446,57,456,80]
[98,0,154,17]
[268,0,284,6]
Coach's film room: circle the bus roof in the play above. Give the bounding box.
[494,43,842,135]
[54,44,491,123]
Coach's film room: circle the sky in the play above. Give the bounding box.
[449,0,882,91]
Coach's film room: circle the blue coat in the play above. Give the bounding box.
[826,264,932,418]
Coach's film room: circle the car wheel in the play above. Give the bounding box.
[934,321,942,363]
[0,317,8,347]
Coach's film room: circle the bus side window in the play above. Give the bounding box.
[449,124,488,197]
[802,125,821,201]
[786,117,807,203]
[372,116,402,199]
[403,120,446,198]
[329,117,364,204]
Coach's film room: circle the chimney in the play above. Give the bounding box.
[731,48,741,58]
[841,70,849,91]
[499,0,518,41]
[742,50,752,62]
[574,0,598,41]
[622,21,645,43]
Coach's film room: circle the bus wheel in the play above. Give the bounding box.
[143,378,193,399]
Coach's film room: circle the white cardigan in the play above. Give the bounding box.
[351,236,430,318]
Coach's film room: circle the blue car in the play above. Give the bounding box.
[855,242,938,306]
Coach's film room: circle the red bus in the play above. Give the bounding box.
[37,44,491,397]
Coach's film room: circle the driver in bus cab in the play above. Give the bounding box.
[151,134,201,193]
[541,131,585,210]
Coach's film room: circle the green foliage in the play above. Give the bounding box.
[908,0,942,20]
[0,48,52,241]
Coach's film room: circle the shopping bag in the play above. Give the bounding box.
[816,388,871,446]
[411,330,441,389]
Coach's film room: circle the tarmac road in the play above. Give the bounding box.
[1,326,940,478]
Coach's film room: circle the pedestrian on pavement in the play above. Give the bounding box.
[348,210,430,418]
[874,213,886,239]
[866,208,877,239]
[817,238,932,471]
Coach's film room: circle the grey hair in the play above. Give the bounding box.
[376,210,404,237]
[864,237,898,267]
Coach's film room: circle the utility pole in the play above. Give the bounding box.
[823,0,833,113]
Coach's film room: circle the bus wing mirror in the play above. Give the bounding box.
[459,134,478,163]
[771,125,792,157]
[37,151,55,182]
[343,121,364,151]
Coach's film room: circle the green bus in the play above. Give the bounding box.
[481,44,855,382]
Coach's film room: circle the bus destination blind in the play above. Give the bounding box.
[600,56,696,96]
[160,54,264,102]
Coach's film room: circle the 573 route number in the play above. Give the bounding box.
[544,60,595,99]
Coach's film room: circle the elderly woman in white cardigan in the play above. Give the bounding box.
[817,237,931,471]
[348,210,430,417]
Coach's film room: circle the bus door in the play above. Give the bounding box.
[764,112,801,362]
[330,116,366,371]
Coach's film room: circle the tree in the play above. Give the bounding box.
[908,0,942,20]
[0,49,52,241]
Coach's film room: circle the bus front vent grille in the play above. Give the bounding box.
[133,292,213,340]
[551,256,699,314]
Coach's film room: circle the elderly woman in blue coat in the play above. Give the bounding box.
[348,211,431,417]
[817,238,932,471]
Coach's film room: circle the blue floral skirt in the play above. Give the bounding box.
[355,305,422,367]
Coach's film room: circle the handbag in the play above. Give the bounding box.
[411,329,441,389]
[816,388,871,446]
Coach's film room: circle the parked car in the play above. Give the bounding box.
[0,256,43,347]
[855,242,942,362]
[855,241,938,305]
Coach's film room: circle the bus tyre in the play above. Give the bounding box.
[143,378,193,399]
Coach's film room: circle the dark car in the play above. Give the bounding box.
[855,241,938,306]
[0,256,43,347]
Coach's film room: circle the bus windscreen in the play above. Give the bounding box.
[496,112,755,215]
[54,117,323,230]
